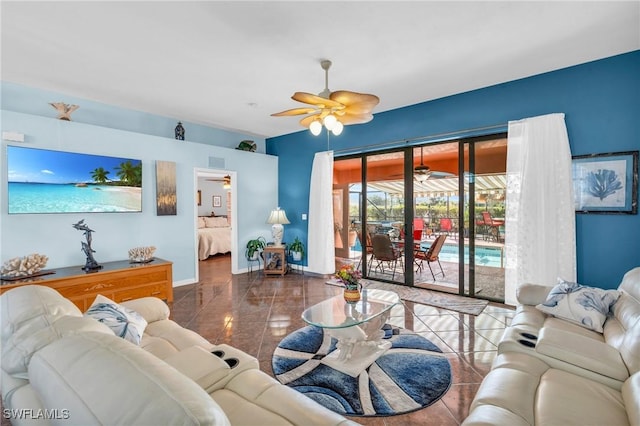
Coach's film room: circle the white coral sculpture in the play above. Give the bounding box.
[1,254,49,277]
[128,246,156,262]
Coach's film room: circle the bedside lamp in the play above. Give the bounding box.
[267,207,290,247]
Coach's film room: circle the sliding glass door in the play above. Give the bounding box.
[462,137,507,300]
[333,133,507,302]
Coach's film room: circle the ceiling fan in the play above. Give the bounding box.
[271,60,379,135]
[414,146,432,182]
[206,175,231,188]
[387,146,455,181]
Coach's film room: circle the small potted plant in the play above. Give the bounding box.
[246,236,266,260]
[288,237,305,262]
[335,264,362,303]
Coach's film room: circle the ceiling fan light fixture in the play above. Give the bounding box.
[332,120,344,136]
[223,175,231,189]
[272,59,379,136]
[323,114,337,130]
[309,120,322,136]
[415,172,430,182]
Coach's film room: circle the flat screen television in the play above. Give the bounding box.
[7,146,142,214]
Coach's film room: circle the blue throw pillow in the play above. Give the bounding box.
[535,279,620,333]
[85,295,147,345]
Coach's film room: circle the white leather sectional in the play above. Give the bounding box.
[463,267,640,425]
[1,285,358,426]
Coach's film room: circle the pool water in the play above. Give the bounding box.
[351,239,503,268]
[429,243,503,268]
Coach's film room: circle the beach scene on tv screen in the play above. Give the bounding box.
[7,146,142,214]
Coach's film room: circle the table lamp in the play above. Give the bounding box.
[267,207,290,246]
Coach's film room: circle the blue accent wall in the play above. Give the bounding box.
[267,51,640,290]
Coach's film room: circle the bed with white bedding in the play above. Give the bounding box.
[197,216,231,260]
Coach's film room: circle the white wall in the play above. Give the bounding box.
[197,177,228,217]
[1,110,277,285]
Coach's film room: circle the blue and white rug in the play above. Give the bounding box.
[272,325,452,417]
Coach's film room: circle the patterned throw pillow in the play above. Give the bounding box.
[85,295,147,345]
[536,279,620,333]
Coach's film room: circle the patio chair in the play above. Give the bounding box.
[475,215,487,240]
[439,218,455,239]
[482,212,505,242]
[414,234,447,280]
[413,218,425,240]
[356,230,374,270]
[369,234,404,280]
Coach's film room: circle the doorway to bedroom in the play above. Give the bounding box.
[194,168,235,281]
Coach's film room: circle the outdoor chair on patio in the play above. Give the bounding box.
[475,214,487,240]
[482,211,504,242]
[370,234,404,280]
[439,218,456,239]
[356,230,374,270]
[414,234,447,281]
[413,218,425,240]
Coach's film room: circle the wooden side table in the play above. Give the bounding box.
[263,246,287,276]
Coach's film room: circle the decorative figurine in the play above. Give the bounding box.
[236,140,256,152]
[128,246,156,263]
[175,121,185,140]
[72,219,102,271]
[1,254,49,278]
[49,102,79,121]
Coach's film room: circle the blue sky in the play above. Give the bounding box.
[7,146,141,184]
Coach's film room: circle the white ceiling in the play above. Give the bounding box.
[2,1,638,139]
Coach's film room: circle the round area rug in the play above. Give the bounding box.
[272,324,452,417]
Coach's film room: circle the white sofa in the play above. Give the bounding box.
[463,267,640,425]
[1,285,359,426]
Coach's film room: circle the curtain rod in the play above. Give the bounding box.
[332,123,507,155]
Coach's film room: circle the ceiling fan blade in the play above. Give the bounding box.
[335,112,374,125]
[330,90,380,108]
[299,113,322,128]
[292,92,344,109]
[430,171,456,179]
[271,107,318,117]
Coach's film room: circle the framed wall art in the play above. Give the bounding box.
[572,150,638,214]
[212,195,222,208]
[155,160,177,216]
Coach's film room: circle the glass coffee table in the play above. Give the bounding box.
[302,288,400,377]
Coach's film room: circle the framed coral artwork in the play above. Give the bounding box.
[572,151,638,214]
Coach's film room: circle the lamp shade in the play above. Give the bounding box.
[267,207,290,246]
[267,207,290,225]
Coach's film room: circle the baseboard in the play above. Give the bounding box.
[173,278,196,287]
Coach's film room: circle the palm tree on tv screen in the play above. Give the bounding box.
[115,161,142,187]
[91,167,110,184]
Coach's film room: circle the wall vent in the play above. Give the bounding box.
[208,157,225,168]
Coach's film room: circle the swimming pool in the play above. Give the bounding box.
[352,239,504,268]
[427,242,503,268]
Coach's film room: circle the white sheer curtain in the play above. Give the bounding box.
[307,151,335,274]
[504,113,576,305]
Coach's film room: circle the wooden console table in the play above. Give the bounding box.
[0,258,173,311]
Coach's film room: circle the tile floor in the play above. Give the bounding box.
[174,254,515,425]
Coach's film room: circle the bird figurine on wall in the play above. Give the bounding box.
[49,102,79,121]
